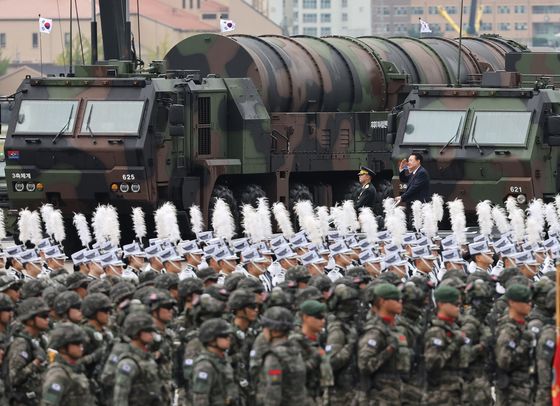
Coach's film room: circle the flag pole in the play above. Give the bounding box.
[38,14,43,77]
[456,0,464,87]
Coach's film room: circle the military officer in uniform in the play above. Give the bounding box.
[354,166,377,210]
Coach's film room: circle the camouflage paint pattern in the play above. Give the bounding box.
[2,33,534,231]
[392,69,560,213]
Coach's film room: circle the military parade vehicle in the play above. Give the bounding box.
[2,0,529,242]
[391,52,560,219]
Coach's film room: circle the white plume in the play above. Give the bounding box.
[340,200,360,235]
[18,209,42,246]
[50,208,66,243]
[316,206,331,239]
[476,200,494,237]
[448,199,467,245]
[73,213,92,248]
[294,200,315,231]
[510,208,525,243]
[383,197,396,218]
[431,194,444,222]
[189,205,204,235]
[272,202,294,238]
[39,204,55,238]
[385,206,407,245]
[241,204,264,242]
[0,209,6,240]
[154,202,181,243]
[422,202,438,241]
[505,196,518,216]
[555,194,560,220]
[526,199,545,245]
[257,197,273,239]
[359,207,378,244]
[91,205,106,243]
[330,205,343,232]
[211,198,235,241]
[300,214,322,245]
[545,202,560,236]
[411,200,423,232]
[492,205,510,234]
[132,207,147,241]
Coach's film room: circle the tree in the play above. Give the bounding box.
[144,35,172,63]
[0,51,9,77]
[55,36,102,67]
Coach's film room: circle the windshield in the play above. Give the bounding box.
[467,111,532,146]
[402,110,466,144]
[14,100,79,135]
[80,101,145,135]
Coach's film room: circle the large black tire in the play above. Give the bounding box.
[238,184,267,207]
[209,185,239,233]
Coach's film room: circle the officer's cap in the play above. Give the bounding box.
[358,166,375,177]
[299,300,326,318]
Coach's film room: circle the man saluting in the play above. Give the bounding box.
[395,153,431,206]
[354,166,377,209]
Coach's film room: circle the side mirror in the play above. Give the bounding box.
[169,104,184,126]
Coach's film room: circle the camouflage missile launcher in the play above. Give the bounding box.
[392,51,560,216]
[3,33,526,242]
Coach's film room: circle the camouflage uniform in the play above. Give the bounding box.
[357,314,410,405]
[423,287,465,406]
[255,307,307,406]
[461,279,494,405]
[534,288,556,406]
[325,284,360,405]
[494,285,536,406]
[40,324,96,406]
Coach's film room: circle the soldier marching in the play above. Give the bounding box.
[0,193,557,405]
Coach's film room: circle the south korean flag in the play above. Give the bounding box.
[39,18,53,34]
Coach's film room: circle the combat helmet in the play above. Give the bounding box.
[81,293,112,319]
[17,297,49,321]
[545,288,556,312]
[260,306,294,332]
[227,288,257,312]
[193,294,226,324]
[465,279,493,304]
[532,277,555,310]
[198,318,233,344]
[266,287,292,309]
[295,286,322,307]
[110,281,136,304]
[0,293,13,311]
[154,273,179,291]
[328,283,359,311]
[53,291,82,317]
[48,323,87,350]
[143,289,176,312]
[285,266,311,284]
[123,312,155,338]
[178,278,203,301]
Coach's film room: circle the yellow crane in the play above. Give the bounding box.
[437,2,483,35]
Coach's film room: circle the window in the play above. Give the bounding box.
[445,6,457,14]
[514,5,525,14]
[302,0,316,9]
[342,13,348,22]
[498,22,510,31]
[15,100,79,135]
[515,22,527,30]
[483,5,492,14]
[80,101,145,136]
[320,0,330,9]
[497,5,510,14]
[303,13,317,23]
[0,33,5,48]
[402,111,466,145]
[320,13,330,23]
[32,33,38,49]
[341,0,347,7]
[533,6,560,14]
[320,27,331,36]
[303,27,317,36]
[467,111,531,146]
[428,6,437,14]
[480,22,492,30]
[202,13,216,20]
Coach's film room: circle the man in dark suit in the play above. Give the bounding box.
[396,153,431,206]
[354,166,377,209]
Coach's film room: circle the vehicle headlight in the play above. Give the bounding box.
[516,194,527,205]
